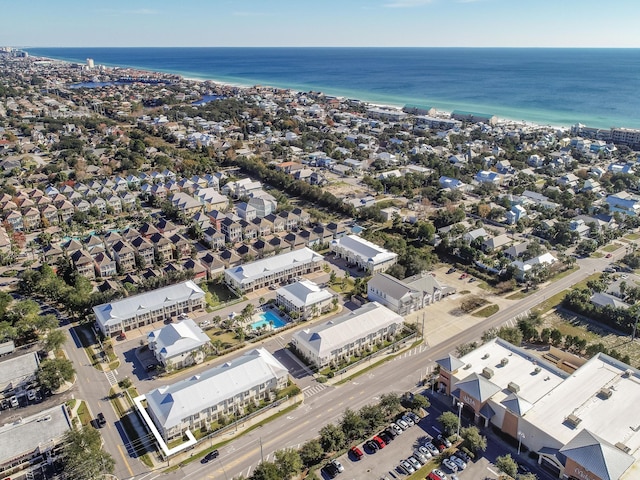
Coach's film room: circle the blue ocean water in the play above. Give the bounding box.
[25,47,640,129]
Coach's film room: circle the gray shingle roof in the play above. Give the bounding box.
[560,429,634,480]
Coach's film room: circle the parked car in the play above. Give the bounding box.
[385,426,398,439]
[322,462,340,478]
[331,459,344,473]
[27,389,37,401]
[413,450,428,464]
[399,460,415,474]
[450,455,466,470]
[438,434,452,448]
[424,442,439,456]
[378,431,393,444]
[447,267,457,274]
[390,422,403,435]
[364,440,379,452]
[407,456,422,470]
[201,450,219,463]
[454,450,470,463]
[372,435,386,449]
[418,445,433,459]
[606,253,613,258]
[401,414,415,427]
[433,438,447,452]
[406,411,420,423]
[432,469,449,480]
[396,418,409,430]
[349,446,364,460]
[442,458,458,473]
[9,396,18,408]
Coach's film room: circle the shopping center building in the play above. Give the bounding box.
[436,338,640,480]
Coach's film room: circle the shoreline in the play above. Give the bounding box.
[23,50,613,133]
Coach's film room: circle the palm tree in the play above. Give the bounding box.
[212,339,223,355]
[242,303,256,324]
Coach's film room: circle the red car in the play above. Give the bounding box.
[373,435,386,449]
[606,253,612,258]
[350,446,364,460]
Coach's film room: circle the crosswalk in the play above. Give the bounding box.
[393,344,428,360]
[303,384,327,398]
[104,370,118,387]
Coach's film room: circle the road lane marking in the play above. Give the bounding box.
[116,444,134,477]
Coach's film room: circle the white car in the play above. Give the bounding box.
[27,389,37,401]
[400,460,415,474]
[438,434,452,448]
[402,414,415,426]
[408,456,422,470]
[424,442,439,456]
[331,459,344,473]
[442,458,458,473]
[396,418,409,430]
[390,422,403,435]
[418,445,433,459]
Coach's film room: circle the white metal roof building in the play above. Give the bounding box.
[93,281,206,337]
[436,338,640,480]
[147,319,211,369]
[275,279,334,320]
[330,235,397,274]
[143,348,288,441]
[0,404,72,477]
[224,247,324,293]
[291,302,404,369]
[0,352,39,396]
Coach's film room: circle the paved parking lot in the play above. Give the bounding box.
[327,413,498,480]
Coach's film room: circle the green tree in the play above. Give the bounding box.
[496,453,518,477]
[0,321,17,342]
[62,426,115,480]
[379,392,402,417]
[497,326,523,346]
[340,408,367,442]
[319,423,346,452]
[299,439,324,468]
[359,404,384,434]
[274,448,303,479]
[409,393,430,412]
[437,411,459,437]
[37,358,75,391]
[43,329,67,352]
[251,461,280,480]
[460,426,487,454]
[517,473,538,480]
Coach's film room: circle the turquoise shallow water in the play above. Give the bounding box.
[26,47,640,129]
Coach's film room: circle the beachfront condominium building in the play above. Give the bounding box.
[142,348,288,441]
[330,235,398,274]
[275,279,334,320]
[93,280,206,337]
[224,247,324,294]
[290,302,404,369]
[147,319,211,369]
[436,337,640,480]
[0,404,72,480]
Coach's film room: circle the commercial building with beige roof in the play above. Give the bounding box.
[436,338,640,480]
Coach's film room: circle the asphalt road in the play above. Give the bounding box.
[142,253,616,480]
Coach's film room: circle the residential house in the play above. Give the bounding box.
[110,240,136,273]
[330,235,398,274]
[291,302,404,369]
[131,236,155,268]
[147,319,211,369]
[276,280,334,320]
[367,273,423,315]
[220,217,243,243]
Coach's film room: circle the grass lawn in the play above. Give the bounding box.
[602,244,621,252]
[505,290,531,300]
[625,233,640,240]
[207,280,238,303]
[591,252,604,258]
[472,304,499,318]
[75,400,93,426]
[207,329,240,348]
[329,278,355,293]
[550,265,579,282]
[534,272,601,314]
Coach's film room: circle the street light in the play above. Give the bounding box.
[517,431,525,455]
[456,401,463,440]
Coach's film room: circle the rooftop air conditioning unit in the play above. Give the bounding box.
[500,358,509,366]
[482,353,490,360]
[624,369,634,378]
[615,442,631,453]
[566,414,582,428]
[464,364,472,370]
[507,382,520,393]
[598,388,613,399]
[482,367,494,379]
[533,367,541,374]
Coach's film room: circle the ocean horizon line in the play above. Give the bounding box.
[24,47,640,130]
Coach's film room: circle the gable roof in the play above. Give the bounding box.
[454,372,501,403]
[560,429,635,480]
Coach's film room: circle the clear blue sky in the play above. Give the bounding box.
[3,0,640,48]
